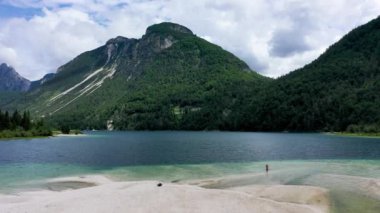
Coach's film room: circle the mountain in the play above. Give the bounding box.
[243,16,380,132]
[12,22,269,130]
[0,63,30,92]
[30,73,56,90]
[6,18,380,132]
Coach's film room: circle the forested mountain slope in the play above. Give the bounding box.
[7,22,268,130]
[243,16,380,132]
[3,17,380,132]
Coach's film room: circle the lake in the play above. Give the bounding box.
[0,131,379,212]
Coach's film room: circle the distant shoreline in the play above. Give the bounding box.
[0,130,52,141]
[52,130,84,136]
[328,132,380,138]
[0,130,84,141]
[55,133,87,137]
[3,130,380,141]
[0,135,51,141]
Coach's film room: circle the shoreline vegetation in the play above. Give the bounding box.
[1,108,378,140]
[4,127,380,140]
[0,129,52,140]
[331,132,380,138]
[0,109,52,140]
[3,125,380,140]
[0,108,87,140]
[0,129,84,140]
[329,124,380,138]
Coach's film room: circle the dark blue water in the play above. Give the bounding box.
[0,131,379,167]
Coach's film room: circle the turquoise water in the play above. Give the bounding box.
[0,131,379,212]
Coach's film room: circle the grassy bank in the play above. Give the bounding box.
[0,129,52,140]
[331,132,380,138]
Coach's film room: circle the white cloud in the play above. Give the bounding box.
[0,0,379,80]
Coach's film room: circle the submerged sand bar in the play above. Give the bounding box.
[0,175,329,213]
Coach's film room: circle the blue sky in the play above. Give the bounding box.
[0,0,379,80]
[0,4,42,19]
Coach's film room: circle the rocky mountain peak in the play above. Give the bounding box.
[106,36,130,45]
[0,63,31,92]
[0,63,12,72]
[145,22,193,36]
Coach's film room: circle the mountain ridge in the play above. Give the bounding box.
[2,18,380,132]
[241,16,380,132]
[0,63,31,92]
[4,22,267,130]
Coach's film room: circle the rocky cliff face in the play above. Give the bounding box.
[0,63,31,92]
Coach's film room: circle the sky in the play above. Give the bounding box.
[0,0,379,80]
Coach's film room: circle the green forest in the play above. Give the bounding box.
[0,109,52,138]
[238,17,380,133]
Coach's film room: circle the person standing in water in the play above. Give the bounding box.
[265,164,269,173]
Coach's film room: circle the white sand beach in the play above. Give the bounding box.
[0,175,329,213]
[55,134,87,137]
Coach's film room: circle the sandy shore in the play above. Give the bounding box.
[55,134,87,137]
[0,175,329,213]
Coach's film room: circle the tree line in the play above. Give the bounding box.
[0,109,52,138]
[0,110,31,131]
